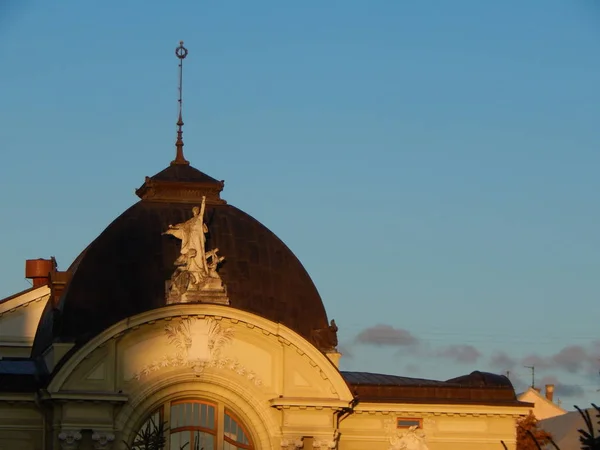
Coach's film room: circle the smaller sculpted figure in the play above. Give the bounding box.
[167,249,199,303]
[328,319,339,348]
[310,319,339,351]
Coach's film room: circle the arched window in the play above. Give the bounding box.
[132,399,255,450]
[223,410,252,449]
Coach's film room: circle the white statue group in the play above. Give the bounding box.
[163,196,228,304]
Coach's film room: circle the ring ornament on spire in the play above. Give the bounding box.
[176,41,188,60]
[172,40,190,166]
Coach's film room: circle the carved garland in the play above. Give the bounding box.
[116,313,338,395]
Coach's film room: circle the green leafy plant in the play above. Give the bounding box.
[123,417,206,450]
[124,417,167,450]
[575,404,600,450]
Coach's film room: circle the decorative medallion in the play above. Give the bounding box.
[163,196,229,304]
[131,317,262,386]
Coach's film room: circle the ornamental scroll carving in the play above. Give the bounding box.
[131,317,263,386]
[312,439,337,449]
[58,430,82,450]
[281,437,304,449]
[92,431,115,449]
[312,431,339,449]
[163,196,228,305]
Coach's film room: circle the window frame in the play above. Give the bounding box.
[223,408,254,449]
[396,417,423,429]
[133,399,255,450]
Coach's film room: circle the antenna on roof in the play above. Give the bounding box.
[524,365,535,389]
[171,40,190,166]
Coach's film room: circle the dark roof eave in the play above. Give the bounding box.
[356,397,532,407]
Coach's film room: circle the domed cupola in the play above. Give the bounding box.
[32,42,338,358]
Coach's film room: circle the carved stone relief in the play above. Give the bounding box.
[92,431,115,449]
[163,196,228,305]
[312,431,339,449]
[131,317,262,386]
[384,419,430,450]
[312,438,337,449]
[58,430,82,450]
[281,436,304,449]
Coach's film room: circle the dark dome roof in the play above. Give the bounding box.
[446,371,514,388]
[32,163,336,356]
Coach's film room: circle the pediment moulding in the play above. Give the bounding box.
[48,305,353,401]
[0,288,50,316]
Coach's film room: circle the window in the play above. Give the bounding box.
[170,401,217,450]
[223,410,252,450]
[133,400,254,450]
[397,418,422,429]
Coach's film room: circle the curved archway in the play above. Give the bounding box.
[131,399,254,450]
[120,379,273,450]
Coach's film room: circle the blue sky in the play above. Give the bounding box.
[1,1,599,407]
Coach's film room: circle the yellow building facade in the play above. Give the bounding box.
[0,45,530,450]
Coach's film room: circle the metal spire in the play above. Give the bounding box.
[171,41,189,165]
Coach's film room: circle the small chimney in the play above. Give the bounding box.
[545,384,555,402]
[533,387,541,393]
[25,258,55,287]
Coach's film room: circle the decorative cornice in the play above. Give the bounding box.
[0,393,36,402]
[270,397,351,410]
[39,391,128,403]
[353,403,529,416]
[135,177,226,204]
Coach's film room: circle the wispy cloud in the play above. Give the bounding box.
[552,345,589,373]
[436,344,481,363]
[489,351,517,370]
[520,343,600,375]
[355,324,419,347]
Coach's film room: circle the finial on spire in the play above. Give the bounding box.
[172,40,190,166]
